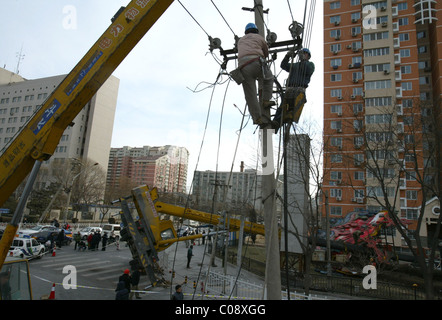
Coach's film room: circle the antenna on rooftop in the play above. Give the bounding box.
[15,44,25,75]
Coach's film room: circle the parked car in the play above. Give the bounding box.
[18,225,59,237]
[8,237,45,260]
[32,230,72,246]
[79,227,102,240]
[102,224,121,240]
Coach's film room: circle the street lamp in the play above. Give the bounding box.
[64,162,98,223]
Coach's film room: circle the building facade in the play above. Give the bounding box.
[191,166,263,214]
[0,67,119,189]
[323,0,441,228]
[106,145,189,194]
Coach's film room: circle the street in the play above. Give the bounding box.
[29,242,161,300]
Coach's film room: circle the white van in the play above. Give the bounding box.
[102,224,121,240]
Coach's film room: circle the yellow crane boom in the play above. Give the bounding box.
[0,0,174,271]
[149,187,266,236]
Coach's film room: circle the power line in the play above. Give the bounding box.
[177,0,210,37]
[210,0,237,37]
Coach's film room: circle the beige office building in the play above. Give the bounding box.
[0,67,119,188]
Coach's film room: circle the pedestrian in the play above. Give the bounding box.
[171,284,184,300]
[273,47,315,126]
[47,232,55,252]
[101,232,108,251]
[186,245,193,268]
[52,218,60,228]
[119,269,132,294]
[202,230,206,245]
[57,228,65,248]
[87,233,93,250]
[237,22,276,128]
[115,281,129,300]
[73,231,81,250]
[130,267,142,300]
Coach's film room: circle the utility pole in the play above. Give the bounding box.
[253,0,282,300]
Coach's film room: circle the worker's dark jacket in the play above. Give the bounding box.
[280,55,315,88]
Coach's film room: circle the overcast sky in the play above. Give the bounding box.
[0,0,324,186]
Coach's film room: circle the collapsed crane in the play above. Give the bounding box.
[114,185,266,286]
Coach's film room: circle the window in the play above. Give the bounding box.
[330,89,342,97]
[354,135,364,145]
[330,29,341,39]
[365,114,392,124]
[353,87,363,96]
[330,1,341,9]
[401,82,412,91]
[400,49,410,58]
[418,46,427,54]
[330,16,341,24]
[365,63,390,73]
[330,44,341,52]
[403,99,412,108]
[354,154,364,165]
[363,31,389,41]
[351,0,360,5]
[354,171,364,180]
[418,61,429,69]
[354,190,365,198]
[331,120,342,130]
[399,33,409,42]
[331,154,343,163]
[401,65,411,74]
[365,97,391,107]
[398,17,409,26]
[353,72,363,80]
[330,189,342,198]
[351,12,361,21]
[331,58,342,67]
[331,171,342,180]
[352,56,362,65]
[351,27,361,36]
[331,137,343,147]
[330,206,342,216]
[365,80,391,90]
[419,76,430,85]
[417,31,426,39]
[331,104,342,113]
[397,2,408,11]
[364,47,389,57]
[353,103,364,114]
[331,74,342,82]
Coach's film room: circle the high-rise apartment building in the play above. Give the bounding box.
[106,145,189,194]
[0,67,119,188]
[323,0,441,228]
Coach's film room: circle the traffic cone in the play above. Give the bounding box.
[48,283,56,300]
[52,245,56,257]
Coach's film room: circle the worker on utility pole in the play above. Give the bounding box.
[237,23,277,129]
[273,48,315,127]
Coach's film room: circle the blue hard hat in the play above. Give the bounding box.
[245,23,258,32]
[301,48,311,57]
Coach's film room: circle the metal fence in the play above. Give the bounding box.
[288,273,442,300]
[205,271,264,300]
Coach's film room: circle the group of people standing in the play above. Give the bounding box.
[73,230,119,251]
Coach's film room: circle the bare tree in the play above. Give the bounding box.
[339,96,442,299]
